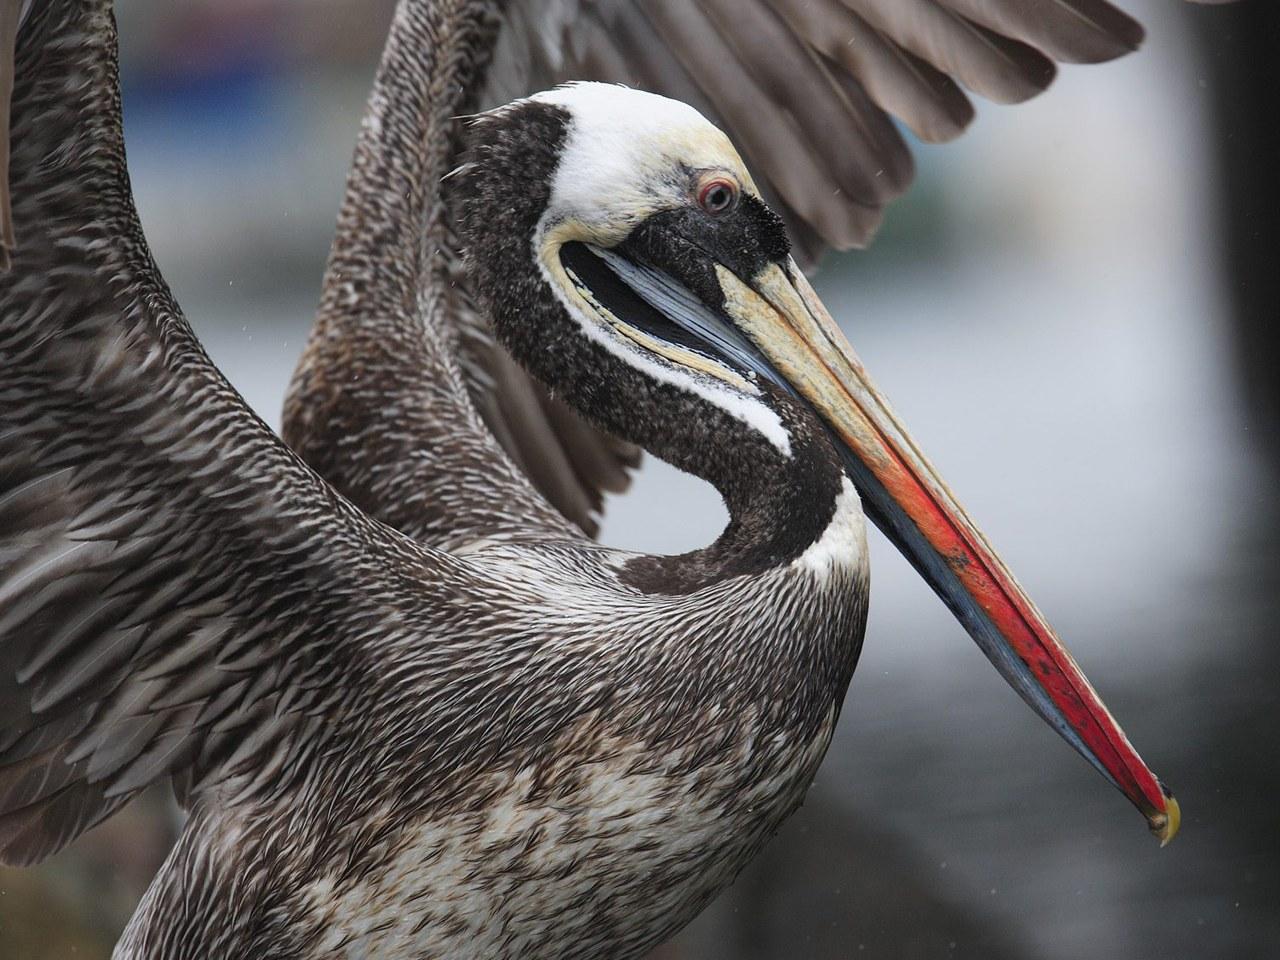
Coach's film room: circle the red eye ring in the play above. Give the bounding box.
[697,177,739,215]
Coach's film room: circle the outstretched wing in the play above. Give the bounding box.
[0,0,443,866]
[284,0,642,548]
[484,0,1148,262]
[284,0,1154,549]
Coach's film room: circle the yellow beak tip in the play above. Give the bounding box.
[1150,794,1181,847]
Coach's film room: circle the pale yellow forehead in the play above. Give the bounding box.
[654,122,754,186]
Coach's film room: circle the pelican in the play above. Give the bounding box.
[0,0,1208,957]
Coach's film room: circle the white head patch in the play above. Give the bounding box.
[520,84,791,456]
[531,83,753,246]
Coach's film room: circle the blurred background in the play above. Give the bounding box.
[2,0,1278,957]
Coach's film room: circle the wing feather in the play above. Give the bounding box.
[0,0,446,866]
[773,0,974,145]
[484,0,1146,252]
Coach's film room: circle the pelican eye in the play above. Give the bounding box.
[697,177,739,215]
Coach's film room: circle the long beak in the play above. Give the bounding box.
[718,259,1178,845]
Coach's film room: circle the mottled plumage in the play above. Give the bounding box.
[0,5,867,956]
[0,0,1194,957]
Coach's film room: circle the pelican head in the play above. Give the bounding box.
[454,82,1177,843]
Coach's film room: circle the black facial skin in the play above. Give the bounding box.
[452,101,846,593]
[616,191,792,311]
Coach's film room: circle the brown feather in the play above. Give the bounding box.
[771,0,974,144]
[642,1,888,247]
[699,0,913,207]
[942,0,1144,63]
[839,0,1058,104]
[538,391,640,496]
[0,0,20,270]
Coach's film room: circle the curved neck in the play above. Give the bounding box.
[520,319,847,592]
[319,0,503,325]
[622,399,848,594]
[455,103,848,591]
